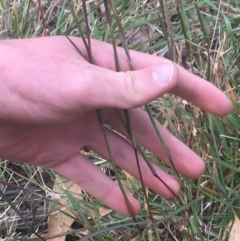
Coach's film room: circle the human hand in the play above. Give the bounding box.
[0,36,232,216]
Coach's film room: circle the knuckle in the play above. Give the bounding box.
[120,71,139,109]
[79,171,97,187]
[101,186,117,203]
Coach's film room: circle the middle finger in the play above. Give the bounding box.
[87,121,180,199]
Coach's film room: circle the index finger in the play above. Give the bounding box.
[84,38,232,117]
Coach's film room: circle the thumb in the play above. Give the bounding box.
[83,61,178,110]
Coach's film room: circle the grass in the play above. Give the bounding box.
[0,0,240,240]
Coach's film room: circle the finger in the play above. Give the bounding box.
[105,108,205,179]
[53,153,141,217]
[86,125,181,198]
[75,38,232,116]
[75,61,178,111]
[170,65,232,117]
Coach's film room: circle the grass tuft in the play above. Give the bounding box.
[0,0,240,240]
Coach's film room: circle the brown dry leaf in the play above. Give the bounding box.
[229,209,240,241]
[193,106,200,118]
[124,171,136,189]
[221,219,233,241]
[41,175,82,241]
[99,207,113,217]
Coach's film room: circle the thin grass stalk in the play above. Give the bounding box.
[0,0,5,9]
[78,220,146,241]
[79,0,142,232]
[154,195,203,226]
[0,179,97,240]
[36,0,47,30]
[157,13,168,49]
[0,189,46,241]
[65,36,87,60]
[54,0,68,35]
[14,221,146,241]
[209,0,222,52]
[0,180,57,204]
[67,0,89,56]
[194,3,211,81]
[115,109,183,200]
[82,0,93,63]
[176,0,192,65]
[64,192,98,234]
[64,40,142,238]
[123,110,155,224]
[145,105,180,179]
[221,13,240,71]
[108,0,133,68]
[19,0,30,37]
[103,0,121,70]
[108,0,180,182]
[96,109,142,234]
[36,0,49,36]
[33,0,142,236]
[158,0,175,61]
[39,0,187,236]
[108,3,191,225]
[103,0,155,225]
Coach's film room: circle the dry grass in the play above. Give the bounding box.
[0,0,240,240]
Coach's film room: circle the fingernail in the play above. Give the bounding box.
[152,62,174,83]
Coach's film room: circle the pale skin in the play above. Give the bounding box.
[0,36,232,216]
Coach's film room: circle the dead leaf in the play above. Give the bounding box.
[221,219,233,241]
[229,209,240,241]
[41,175,82,241]
[99,207,113,217]
[193,106,200,118]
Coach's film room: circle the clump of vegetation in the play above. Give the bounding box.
[0,0,239,240]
